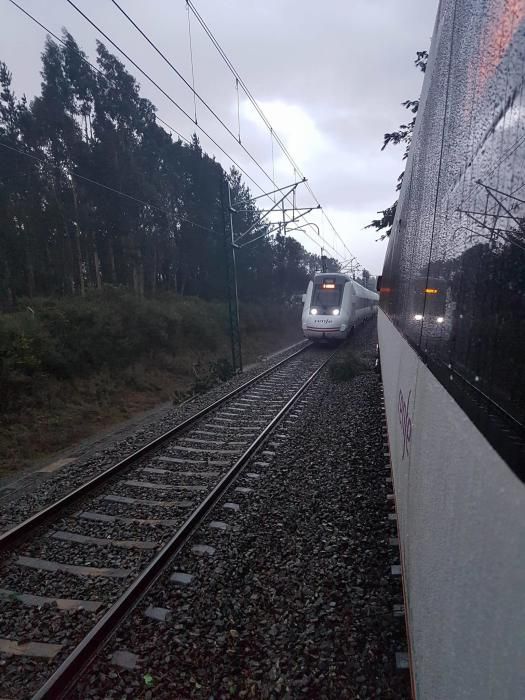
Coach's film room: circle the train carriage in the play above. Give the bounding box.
[378,1,525,698]
[301,272,378,341]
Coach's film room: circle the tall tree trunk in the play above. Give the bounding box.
[139,259,144,297]
[64,235,75,295]
[1,257,13,307]
[93,248,102,289]
[132,260,144,297]
[70,179,85,296]
[128,230,144,298]
[108,239,117,284]
[151,244,157,295]
[91,231,102,289]
[45,241,55,296]
[26,255,35,298]
[18,221,36,297]
[51,174,74,295]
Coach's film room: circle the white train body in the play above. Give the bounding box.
[377,1,525,697]
[301,272,378,340]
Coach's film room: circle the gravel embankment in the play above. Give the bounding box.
[0,344,331,698]
[0,340,309,532]
[73,322,409,699]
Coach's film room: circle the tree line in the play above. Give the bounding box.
[0,32,336,307]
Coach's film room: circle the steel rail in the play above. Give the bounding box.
[32,345,338,699]
[0,342,311,552]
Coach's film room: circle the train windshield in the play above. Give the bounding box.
[312,284,342,310]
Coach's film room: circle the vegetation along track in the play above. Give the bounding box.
[0,342,338,699]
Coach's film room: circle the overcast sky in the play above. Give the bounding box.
[1,0,438,274]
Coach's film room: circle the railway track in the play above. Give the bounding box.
[0,342,338,699]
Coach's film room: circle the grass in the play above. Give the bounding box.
[0,291,303,475]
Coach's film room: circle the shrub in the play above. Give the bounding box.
[0,291,302,414]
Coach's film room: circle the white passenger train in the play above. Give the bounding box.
[378,2,525,698]
[301,272,378,341]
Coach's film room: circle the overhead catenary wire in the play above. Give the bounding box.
[63,0,283,204]
[0,140,216,234]
[2,139,345,261]
[107,0,289,193]
[72,0,347,261]
[7,0,345,262]
[107,0,350,263]
[270,128,276,202]
[90,8,345,259]
[235,77,241,143]
[186,0,360,268]
[188,3,352,256]
[7,0,191,146]
[185,0,198,124]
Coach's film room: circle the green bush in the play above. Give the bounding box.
[0,292,302,412]
[0,292,305,472]
[0,291,226,406]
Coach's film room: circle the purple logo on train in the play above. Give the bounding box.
[398,389,412,459]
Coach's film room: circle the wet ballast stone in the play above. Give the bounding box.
[74,323,409,699]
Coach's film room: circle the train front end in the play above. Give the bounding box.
[302,273,349,340]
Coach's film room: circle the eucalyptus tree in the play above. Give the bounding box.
[0,31,331,306]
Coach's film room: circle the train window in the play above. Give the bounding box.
[312,285,342,309]
[379,2,525,474]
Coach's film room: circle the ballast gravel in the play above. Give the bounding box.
[0,340,308,532]
[73,323,409,699]
[0,343,334,698]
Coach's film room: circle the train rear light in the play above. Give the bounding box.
[414,314,424,321]
[311,308,318,315]
[332,309,340,315]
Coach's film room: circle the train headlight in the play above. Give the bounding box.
[332,308,340,315]
[311,308,318,315]
[414,314,423,321]
[437,316,444,323]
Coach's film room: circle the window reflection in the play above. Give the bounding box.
[380,0,525,463]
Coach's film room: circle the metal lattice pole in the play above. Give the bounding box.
[221,180,243,373]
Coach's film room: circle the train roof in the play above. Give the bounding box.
[312,273,379,299]
[312,272,350,283]
[352,280,379,299]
